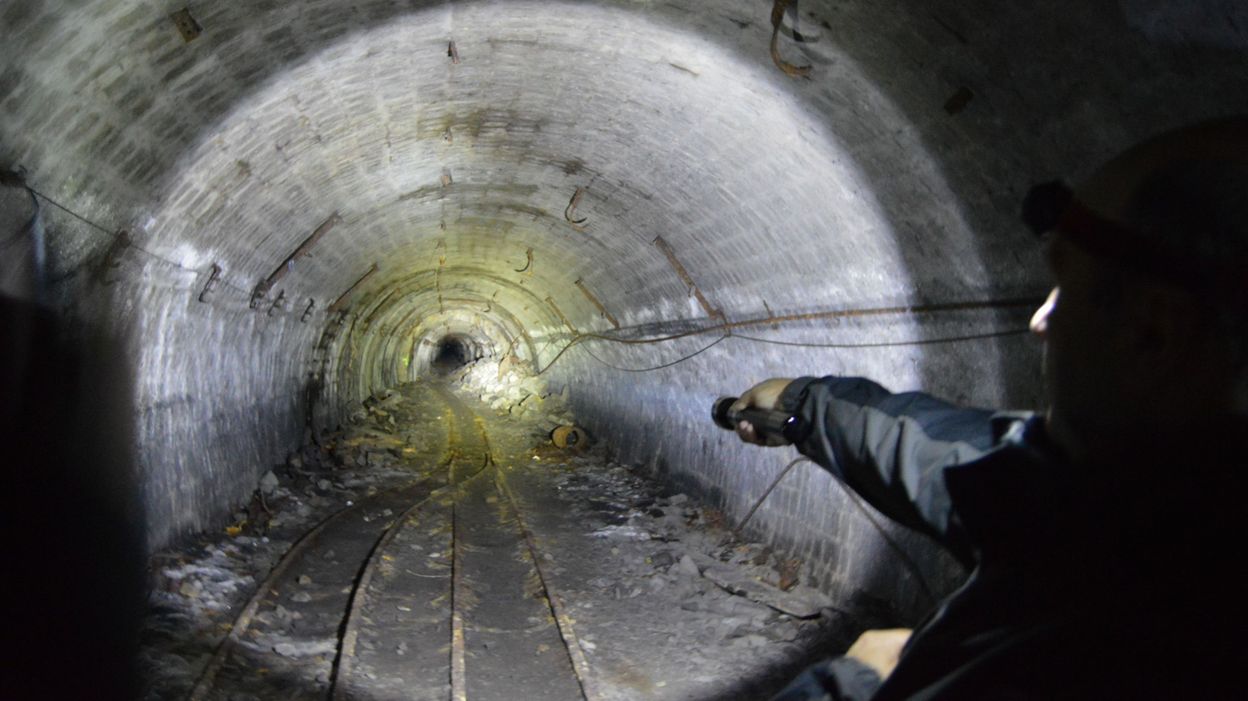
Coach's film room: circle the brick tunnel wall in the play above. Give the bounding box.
[3,0,1246,621]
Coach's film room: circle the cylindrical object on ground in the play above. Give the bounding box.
[551,425,587,449]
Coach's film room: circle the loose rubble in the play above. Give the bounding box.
[451,355,576,425]
[138,380,847,700]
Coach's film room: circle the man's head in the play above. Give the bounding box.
[1027,117,1248,459]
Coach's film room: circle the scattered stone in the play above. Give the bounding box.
[729,634,770,649]
[273,639,336,658]
[762,620,800,642]
[140,380,823,700]
[651,551,676,570]
[259,471,280,496]
[273,605,296,626]
[677,554,701,578]
[588,525,651,541]
[695,555,833,619]
[775,557,802,592]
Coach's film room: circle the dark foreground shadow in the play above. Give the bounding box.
[0,294,146,700]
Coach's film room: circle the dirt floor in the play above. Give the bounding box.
[139,376,851,700]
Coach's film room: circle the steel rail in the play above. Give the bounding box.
[186,502,354,701]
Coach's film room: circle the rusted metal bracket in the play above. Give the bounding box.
[514,247,534,273]
[546,296,579,335]
[762,299,780,329]
[267,289,287,317]
[328,262,379,313]
[564,187,588,231]
[652,235,724,321]
[565,188,588,224]
[574,279,619,329]
[198,263,222,303]
[300,298,316,323]
[251,211,341,308]
[361,288,398,331]
[770,0,812,78]
[437,251,446,314]
[171,8,202,43]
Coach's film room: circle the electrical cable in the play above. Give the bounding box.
[734,456,810,537]
[577,334,730,373]
[733,454,940,607]
[24,185,115,236]
[538,324,1032,375]
[19,184,279,300]
[730,327,1030,349]
[535,335,586,376]
[569,296,1041,349]
[834,475,940,607]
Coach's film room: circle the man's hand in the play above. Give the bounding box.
[845,628,912,681]
[731,378,794,446]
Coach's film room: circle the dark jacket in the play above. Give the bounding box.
[771,375,1246,700]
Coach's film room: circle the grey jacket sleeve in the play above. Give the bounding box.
[769,656,882,701]
[779,376,998,558]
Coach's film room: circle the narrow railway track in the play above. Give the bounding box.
[188,383,591,701]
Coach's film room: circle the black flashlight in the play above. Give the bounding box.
[712,397,809,445]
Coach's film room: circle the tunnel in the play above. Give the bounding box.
[2,1,1246,699]
[431,334,476,372]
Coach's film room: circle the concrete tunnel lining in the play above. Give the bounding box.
[4,0,1248,632]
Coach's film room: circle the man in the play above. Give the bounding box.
[732,118,1247,699]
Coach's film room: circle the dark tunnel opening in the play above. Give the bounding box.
[430,333,474,373]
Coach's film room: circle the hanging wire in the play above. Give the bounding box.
[20,183,255,297]
[729,327,1030,349]
[562,296,1041,351]
[539,324,1032,375]
[24,184,115,236]
[834,474,940,606]
[576,334,730,373]
[734,456,810,536]
[732,456,940,607]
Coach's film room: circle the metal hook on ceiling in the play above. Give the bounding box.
[514,247,534,273]
[566,185,589,227]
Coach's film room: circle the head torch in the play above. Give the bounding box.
[1021,180,1245,307]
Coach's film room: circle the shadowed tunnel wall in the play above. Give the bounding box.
[3,0,1246,622]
